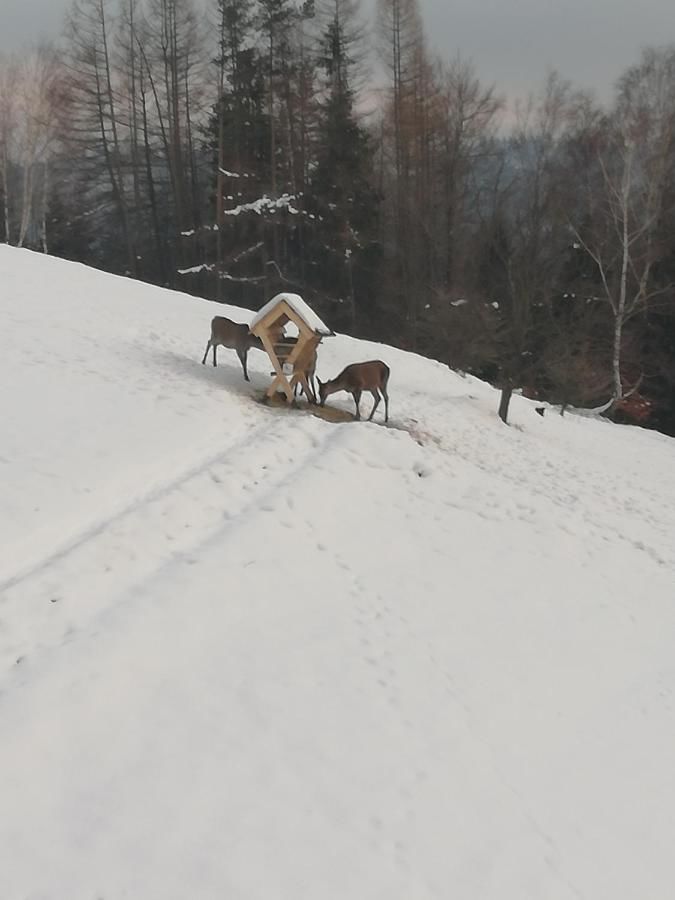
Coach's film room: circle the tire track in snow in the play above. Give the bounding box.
[0,416,272,596]
[0,411,338,674]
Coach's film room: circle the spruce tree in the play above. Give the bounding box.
[308,0,379,331]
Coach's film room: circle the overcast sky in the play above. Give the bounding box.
[2,0,673,103]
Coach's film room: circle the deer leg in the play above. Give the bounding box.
[368,390,381,421]
[202,341,211,365]
[238,348,250,381]
[353,390,362,420]
[382,385,389,423]
[212,343,218,367]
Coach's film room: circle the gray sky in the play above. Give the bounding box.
[2,0,673,102]
[420,0,674,101]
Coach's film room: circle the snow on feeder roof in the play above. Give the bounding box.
[250,293,333,337]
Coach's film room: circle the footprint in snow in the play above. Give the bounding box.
[413,461,431,478]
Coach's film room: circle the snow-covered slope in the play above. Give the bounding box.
[1,245,674,900]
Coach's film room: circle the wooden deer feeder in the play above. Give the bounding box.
[250,293,333,404]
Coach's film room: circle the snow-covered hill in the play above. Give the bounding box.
[1,245,674,900]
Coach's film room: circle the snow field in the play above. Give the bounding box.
[1,245,674,899]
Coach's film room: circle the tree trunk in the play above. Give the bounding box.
[267,29,280,265]
[611,313,623,406]
[268,30,276,197]
[139,60,165,284]
[611,142,632,405]
[99,0,135,275]
[1,140,9,243]
[41,160,48,254]
[128,0,143,273]
[215,6,225,301]
[498,382,513,424]
[184,65,199,233]
[17,159,34,248]
[170,4,187,238]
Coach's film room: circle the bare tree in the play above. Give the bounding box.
[143,0,204,242]
[14,47,60,249]
[63,0,137,272]
[376,0,432,344]
[476,73,583,424]
[572,47,675,407]
[0,54,19,244]
[438,57,502,288]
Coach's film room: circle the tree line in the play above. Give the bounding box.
[1,0,674,431]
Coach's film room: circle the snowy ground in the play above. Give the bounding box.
[1,245,674,900]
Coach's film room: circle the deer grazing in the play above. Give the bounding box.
[317,361,390,422]
[201,316,264,381]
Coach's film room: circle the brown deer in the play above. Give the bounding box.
[317,361,390,422]
[288,339,318,403]
[300,346,318,402]
[201,316,264,381]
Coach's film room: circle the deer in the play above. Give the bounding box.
[317,361,390,423]
[201,316,264,381]
[289,340,318,403]
[301,346,318,402]
[270,333,318,402]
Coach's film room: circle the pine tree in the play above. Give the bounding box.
[308,0,379,331]
[257,0,298,197]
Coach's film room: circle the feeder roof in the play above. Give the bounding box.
[250,293,332,336]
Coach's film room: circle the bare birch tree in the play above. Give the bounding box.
[0,54,19,244]
[572,47,675,407]
[14,46,60,249]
